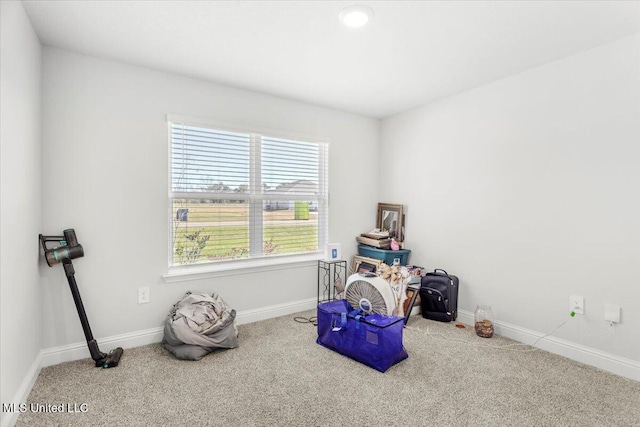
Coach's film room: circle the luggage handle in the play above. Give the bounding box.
[433,268,449,276]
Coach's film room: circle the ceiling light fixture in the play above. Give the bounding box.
[339,5,374,28]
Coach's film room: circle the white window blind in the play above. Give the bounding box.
[169,121,328,268]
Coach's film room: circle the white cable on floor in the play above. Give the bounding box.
[405,315,573,352]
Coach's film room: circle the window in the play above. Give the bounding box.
[169,119,329,269]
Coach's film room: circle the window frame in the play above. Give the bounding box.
[165,114,329,280]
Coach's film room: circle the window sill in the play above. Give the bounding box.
[162,253,323,283]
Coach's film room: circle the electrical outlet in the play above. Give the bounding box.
[569,295,584,315]
[604,304,621,323]
[138,287,150,304]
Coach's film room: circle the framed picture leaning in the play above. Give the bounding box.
[376,203,403,241]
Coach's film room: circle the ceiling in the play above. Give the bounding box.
[22,1,640,119]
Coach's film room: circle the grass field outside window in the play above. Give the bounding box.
[172,202,318,265]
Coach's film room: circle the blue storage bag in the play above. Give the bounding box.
[316,299,408,372]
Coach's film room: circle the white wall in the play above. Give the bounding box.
[380,35,640,362]
[0,0,43,421]
[40,48,379,349]
[6,7,636,407]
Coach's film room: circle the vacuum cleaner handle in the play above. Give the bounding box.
[39,229,84,267]
[40,229,124,368]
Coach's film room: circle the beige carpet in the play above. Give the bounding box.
[16,311,640,426]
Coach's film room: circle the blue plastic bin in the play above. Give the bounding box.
[357,245,411,265]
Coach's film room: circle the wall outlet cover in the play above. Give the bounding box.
[570,295,584,315]
[138,287,150,304]
[604,304,621,323]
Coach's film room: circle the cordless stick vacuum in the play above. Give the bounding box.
[39,229,124,368]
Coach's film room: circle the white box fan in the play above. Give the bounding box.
[344,273,396,315]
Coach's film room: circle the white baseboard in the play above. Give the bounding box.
[1,352,42,427]
[41,303,635,381]
[9,300,635,427]
[40,326,165,368]
[235,297,317,325]
[40,297,318,367]
[457,309,640,381]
